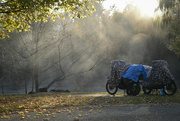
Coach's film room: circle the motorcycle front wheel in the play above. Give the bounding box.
[106,82,118,95]
[163,81,177,95]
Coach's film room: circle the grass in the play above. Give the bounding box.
[0,90,180,114]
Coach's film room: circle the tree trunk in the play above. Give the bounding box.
[24,75,27,94]
[1,78,4,95]
[31,73,34,92]
[34,72,39,93]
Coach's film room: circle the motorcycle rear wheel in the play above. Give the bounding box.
[127,82,141,96]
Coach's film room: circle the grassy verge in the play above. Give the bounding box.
[0,90,179,114]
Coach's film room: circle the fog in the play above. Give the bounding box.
[0,2,179,94]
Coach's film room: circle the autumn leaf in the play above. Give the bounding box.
[21,117,25,119]
[43,109,47,111]
[89,109,93,113]
[79,114,82,117]
[54,109,58,111]
[74,117,79,121]
[44,118,49,121]
[1,114,10,119]
[68,110,71,115]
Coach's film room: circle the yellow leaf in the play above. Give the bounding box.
[44,118,49,121]
[43,109,47,111]
[79,114,82,117]
[68,111,71,115]
[89,109,93,113]
[21,117,25,119]
[74,117,79,121]
[45,114,49,116]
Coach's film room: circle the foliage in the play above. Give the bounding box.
[0,0,101,39]
[157,0,180,56]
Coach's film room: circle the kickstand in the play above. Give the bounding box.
[124,89,125,96]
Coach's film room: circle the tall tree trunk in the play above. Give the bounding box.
[1,77,4,95]
[32,22,40,93]
[31,72,34,92]
[34,70,39,93]
[24,74,27,94]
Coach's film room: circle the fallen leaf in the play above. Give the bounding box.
[79,114,82,117]
[74,117,79,121]
[89,109,93,113]
[21,117,25,119]
[43,109,47,111]
[45,114,49,116]
[44,118,49,121]
[68,111,71,115]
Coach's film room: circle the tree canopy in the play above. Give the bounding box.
[157,0,180,56]
[0,0,100,39]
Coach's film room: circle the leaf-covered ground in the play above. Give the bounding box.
[0,91,180,119]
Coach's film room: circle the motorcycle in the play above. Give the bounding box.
[142,60,177,95]
[106,78,141,96]
[106,60,147,96]
[142,79,177,95]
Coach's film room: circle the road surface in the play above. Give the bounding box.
[2,103,180,121]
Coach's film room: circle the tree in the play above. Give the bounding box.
[157,0,180,56]
[0,0,100,39]
[0,13,105,93]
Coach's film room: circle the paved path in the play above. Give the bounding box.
[71,93,124,97]
[2,103,180,121]
[1,94,180,121]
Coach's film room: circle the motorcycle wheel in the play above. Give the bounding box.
[142,86,152,94]
[127,82,141,96]
[106,82,118,95]
[163,81,177,95]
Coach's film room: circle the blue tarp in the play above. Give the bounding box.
[122,65,147,82]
